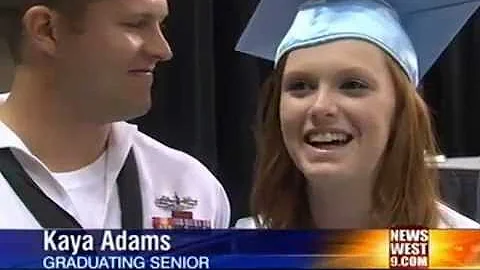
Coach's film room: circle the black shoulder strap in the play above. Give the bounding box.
[0,148,143,229]
[117,149,143,229]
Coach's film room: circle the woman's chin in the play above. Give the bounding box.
[301,163,349,182]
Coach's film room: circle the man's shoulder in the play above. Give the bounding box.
[132,128,207,170]
[126,124,231,228]
[112,121,202,166]
[122,123,221,187]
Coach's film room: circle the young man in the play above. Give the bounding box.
[0,0,230,229]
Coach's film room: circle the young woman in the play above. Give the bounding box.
[235,0,480,229]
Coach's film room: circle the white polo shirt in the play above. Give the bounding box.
[234,203,480,229]
[0,94,230,229]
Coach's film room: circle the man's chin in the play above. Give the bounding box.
[124,105,152,121]
[106,101,152,123]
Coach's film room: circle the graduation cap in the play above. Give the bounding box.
[236,0,480,86]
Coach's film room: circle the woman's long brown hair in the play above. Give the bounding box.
[251,54,440,229]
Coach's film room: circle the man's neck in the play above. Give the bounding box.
[0,68,111,172]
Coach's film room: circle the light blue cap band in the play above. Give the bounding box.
[275,0,419,86]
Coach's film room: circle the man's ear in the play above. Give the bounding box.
[22,6,63,58]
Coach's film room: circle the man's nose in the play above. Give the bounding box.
[146,28,173,62]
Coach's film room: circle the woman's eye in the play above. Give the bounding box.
[340,80,369,90]
[284,81,314,92]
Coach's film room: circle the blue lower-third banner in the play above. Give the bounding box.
[0,229,479,269]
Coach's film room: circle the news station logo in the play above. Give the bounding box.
[389,226,429,269]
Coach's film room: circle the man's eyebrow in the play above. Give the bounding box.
[128,11,168,21]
